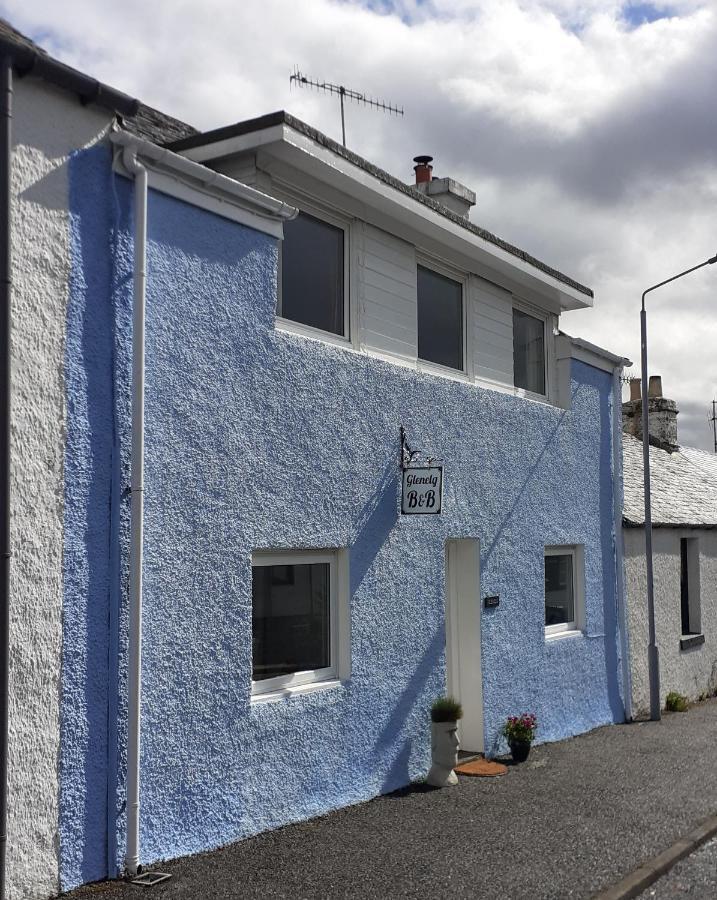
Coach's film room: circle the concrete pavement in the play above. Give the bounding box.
[63,698,717,899]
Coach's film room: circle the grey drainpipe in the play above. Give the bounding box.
[0,53,11,900]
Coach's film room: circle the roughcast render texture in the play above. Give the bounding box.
[61,159,625,884]
[8,79,111,900]
[625,528,717,714]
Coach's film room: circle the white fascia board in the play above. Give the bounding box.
[561,333,632,373]
[111,131,297,240]
[179,123,592,312]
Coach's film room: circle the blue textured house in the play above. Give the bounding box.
[3,20,632,897]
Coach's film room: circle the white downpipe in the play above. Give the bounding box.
[613,365,633,722]
[123,147,147,877]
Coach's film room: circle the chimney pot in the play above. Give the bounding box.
[648,375,663,399]
[629,378,641,401]
[413,155,433,185]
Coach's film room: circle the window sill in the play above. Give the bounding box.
[545,629,583,643]
[251,677,343,705]
[680,634,705,652]
[417,359,470,383]
[275,317,351,349]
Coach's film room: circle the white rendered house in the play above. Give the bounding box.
[623,376,717,714]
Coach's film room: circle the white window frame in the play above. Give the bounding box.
[544,545,585,639]
[276,198,352,347]
[250,548,350,702]
[512,299,555,402]
[415,253,469,379]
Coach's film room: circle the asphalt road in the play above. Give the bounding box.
[64,699,717,900]
[639,838,717,898]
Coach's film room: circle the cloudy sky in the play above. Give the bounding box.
[4,0,717,448]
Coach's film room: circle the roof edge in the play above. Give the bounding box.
[111,130,297,225]
[167,110,594,301]
[561,332,632,368]
[624,518,717,530]
[0,32,139,117]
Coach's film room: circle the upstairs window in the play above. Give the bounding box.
[417,265,463,371]
[513,308,545,395]
[280,211,345,337]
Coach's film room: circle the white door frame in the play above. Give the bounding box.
[445,539,484,753]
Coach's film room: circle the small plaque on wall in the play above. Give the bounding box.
[401,467,443,515]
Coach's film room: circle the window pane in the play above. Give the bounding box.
[252,562,330,681]
[281,212,344,335]
[417,266,463,370]
[513,309,545,394]
[545,554,574,626]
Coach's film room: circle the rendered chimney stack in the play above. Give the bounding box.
[411,155,476,219]
[622,376,679,453]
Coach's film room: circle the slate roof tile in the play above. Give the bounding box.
[623,434,717,527]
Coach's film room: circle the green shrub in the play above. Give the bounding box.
[431,696,463,722]
[665,691,688,712]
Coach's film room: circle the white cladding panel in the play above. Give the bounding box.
[359,223,418,360]
[469,276,514,387]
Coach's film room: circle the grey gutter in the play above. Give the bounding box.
[0,33,138,117]
[623,519,717,530]
[167,110,593,300]
[0,53,10,900]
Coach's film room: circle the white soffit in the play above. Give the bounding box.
[180,123,592,313]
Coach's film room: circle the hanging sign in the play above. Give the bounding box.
[401,467,443,515]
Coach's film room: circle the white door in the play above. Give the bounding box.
[445,539,484,753]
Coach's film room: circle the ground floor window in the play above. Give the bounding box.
[251,549,349,698]
[545,545,584,637]
[680,537,701,636]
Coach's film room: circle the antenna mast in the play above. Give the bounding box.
[710,400,717,453]
[289,67,403,148]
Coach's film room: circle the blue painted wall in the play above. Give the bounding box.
[62,146,134,890]
[61,154,625,884]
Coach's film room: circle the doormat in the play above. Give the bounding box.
[454,759,508,777]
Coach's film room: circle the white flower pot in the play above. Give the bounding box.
[427,720,459,787]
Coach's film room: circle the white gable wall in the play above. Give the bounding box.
[9,76,112,900]
[624,527,717,715]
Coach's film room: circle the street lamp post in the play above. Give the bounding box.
[641,253,717,721]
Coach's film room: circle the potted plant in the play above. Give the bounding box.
[502,712,537,763]
[427,696,463,787]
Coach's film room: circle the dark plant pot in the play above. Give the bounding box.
[509,740,531,763]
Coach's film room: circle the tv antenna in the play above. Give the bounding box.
[710,399,717,453]
[289,67,403,148]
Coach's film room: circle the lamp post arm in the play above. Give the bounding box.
[642,255,717,311]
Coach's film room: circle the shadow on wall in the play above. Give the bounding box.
[376,626,445,794]
[350,460,444,795]
[61,145,124,888]
[601,380,626,722]
[481,405,568,566]
[350,461,399,595]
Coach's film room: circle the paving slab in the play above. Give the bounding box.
[62,699,717,900]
